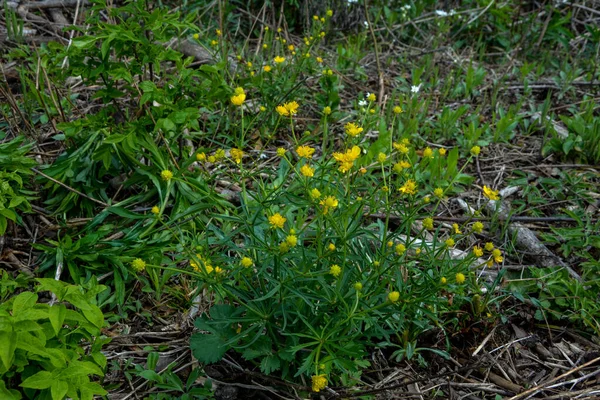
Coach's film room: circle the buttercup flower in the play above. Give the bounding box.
[300,164,314,177]
[276,148,286,157]
[445,238,455,248]
[161,170,173,181]
[485,242,495,252]
[452,223,462,234]
[395,243,406,255]
[398,179,417,195]
[440,277,447,285]
[434,188,444,198]
[268,213,286,229]
[151,206,160,215]
[230,148,243,164]
[241,257,253,268]
[296,145,315,159]
[473,246,483,257]
[276,101,299,116]
[423,147,433,158]
[231,92,246,106]
[455,273,466,284]
[310,188,322,199]
[323,106,332,115]
[439,148,447,156]
[393,105,403,114]
[492,249,503,263]
[344,122,364,137]
[333,146,361,173]
[274,56,285,63]
[131,258,146,272]
[367,93,376,102]
[196,152,206,161]
[312,375,327,392]
[472,221,484,233]
[393,141,409,154]
[423,217,434,230]
[320,196,338,215]
[470,146,481,156]
[388,291,400,303]
[263,65,272,72]
[354,282,363,291]
[329,264,341,277]
[377,152,387,163]
[328,243,336,251]
[483,185,499,201]
[286,235,298,247]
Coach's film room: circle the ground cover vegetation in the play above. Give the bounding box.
[1,0,600,398]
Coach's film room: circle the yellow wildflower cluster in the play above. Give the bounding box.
[296,145,315,159]
[276,101,299,116]
[131,258,146,272]
[230,87,246,106]
[398,179,417,195]
[483,186,500,201]
[230,148,243,164]
[344,122,364,137]
[319,196,338,215]
[311,375,327,392]
[268,213,286,229]
[332,146,361,173]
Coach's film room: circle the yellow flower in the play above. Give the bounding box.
[210,40,218,46]
[131,258,146,272]
[268,213,286,229]
[393,142,409,154]
[263,65,272,72]
[276,147,286,157]
[241,257,253,268]
[377,152,387,163]
[214,149,225,160]
[320,196,338,215]
[151,206,160,215]
[262,44,268,49]
[452,223,462,235]
[445,238,455,248]
[246,61,252,68]
[286,235,298,247]
[344,122,364,137]
[326,9,333,17]
[434,188,444,198]
[455,273,466,284]
[393,105,403,114]
[473,246,483,257]
[423,217,434,230]
[423,196,431,204]
[472,221,484,233]
[354,282,363,291]
[215,266,224,274]
[333,146,361,173]
[196,152,206,162]
[483,185,500,201]
[323,106,331,115]
[204,264,214,274]
[485,242,494,252]
[388,291,400,303]
[279,242,290,253]
[423,147,433,158]
[276,101,300,117]
[439,148,447,156]
[395,243,406,255]
[367,93,376,102]
[274,56,285,63]
[328,243,336,251]
[398,179,417,195]
[208,155,216,163]
[310,188,321,199]
[360,167,367,174]
[329,264,341,277]
[300,164,314,177]
[393,161,410,174]
[492,249,503,263]
[230,93,246,106]
[440,277,447,285]
[216,29,222,36]
[230,148,243,164]
[193,33,199,40]
[470,146,481,156]
[161,170,173,181]
[296,145,315,159]
[312,375,327,392]
[316,56,323,63]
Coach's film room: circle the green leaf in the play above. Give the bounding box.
[49,304,66,335]
[12,292,37,316]
[190,332,230,364]
[0,209,17,222]
[79,382,107,400]
[0,217,7,235]
[0,379,22,400]
[35,279,66,299]
[51,380,68,400]
[20,371,54,389]
[0,331,17,370]
[260,354,281,374]
[81,305,104,330]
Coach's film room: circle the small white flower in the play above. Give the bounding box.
[435,10,449,17]
[347,0,358,3]
[358,99,367,107]
[450,9,456,16]
[402,4,411,9]
[363,21,369,28]
[411,84,421,94]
